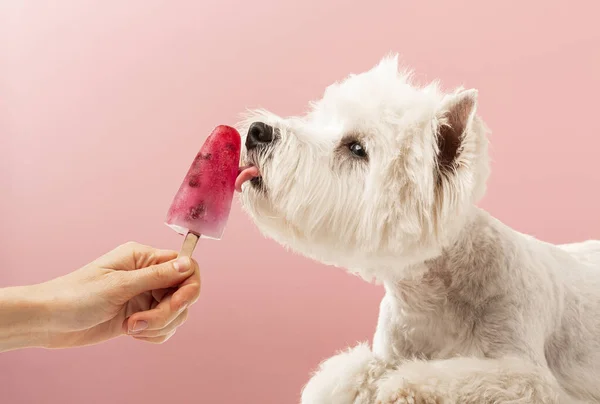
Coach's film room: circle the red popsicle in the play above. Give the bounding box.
[166,125,241,256]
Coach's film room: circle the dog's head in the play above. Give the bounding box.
[236,55,490,281]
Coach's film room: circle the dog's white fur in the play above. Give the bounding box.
[237,55,600,403]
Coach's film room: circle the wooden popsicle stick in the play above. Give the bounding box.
[179,232,200,258]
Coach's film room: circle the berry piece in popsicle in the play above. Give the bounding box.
[165,125,241,256]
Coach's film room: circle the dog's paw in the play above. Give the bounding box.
[376,386,443,404]
[300,343,387,404]
[375,367,446,404]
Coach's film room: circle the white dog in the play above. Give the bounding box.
[234,55,600,404]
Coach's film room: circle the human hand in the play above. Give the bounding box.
[8,242,201,350]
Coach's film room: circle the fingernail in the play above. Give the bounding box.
[173,257,190,273]
[129,320,148,333]
[180,301,190,311]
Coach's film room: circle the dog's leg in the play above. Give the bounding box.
[300,343,390,404]
[375,356,580,404]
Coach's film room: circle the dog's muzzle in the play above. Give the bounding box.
[236,121,277,193]
[245,122,275,150]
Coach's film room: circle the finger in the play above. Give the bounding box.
[171,259,201,307]
[121,256,194,297]
[98,241,178,271]
[131,247,178,270]
[132,330,177,344]
[152,287,176,303]
[126,293,187,334]
[124,291,153,318]
[171,281,200,310]
[131,309,188,338]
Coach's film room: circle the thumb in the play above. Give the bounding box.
[122,257,194,296]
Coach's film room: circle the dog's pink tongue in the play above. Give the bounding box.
[235,166,260,192]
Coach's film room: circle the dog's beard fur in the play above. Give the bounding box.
[237,55,490,282]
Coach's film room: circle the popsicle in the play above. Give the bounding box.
[166,125,241,256]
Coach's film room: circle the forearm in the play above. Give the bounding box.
[0,285,51,352]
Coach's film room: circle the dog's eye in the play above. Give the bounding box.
[348,142,367,158]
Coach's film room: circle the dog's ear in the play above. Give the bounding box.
[435,89,478,174]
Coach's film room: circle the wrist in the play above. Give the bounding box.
[0,284,54,352]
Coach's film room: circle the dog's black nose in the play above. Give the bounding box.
[246,122,274,150]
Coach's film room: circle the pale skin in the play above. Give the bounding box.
[0,241,201,353]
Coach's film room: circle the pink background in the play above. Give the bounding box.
[1,1,599,403]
